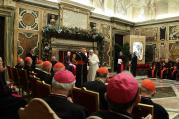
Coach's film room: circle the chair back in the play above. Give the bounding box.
[18,98,61,119]
[11,67,20,86]
[72,87,99,113]
[18,69,29,92]
[132,103,154,119]
[7,65,13,80]
[30,78,51,98]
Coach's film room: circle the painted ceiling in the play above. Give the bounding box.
[46,0,179,22]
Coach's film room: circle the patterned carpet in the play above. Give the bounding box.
[153,86,176,98]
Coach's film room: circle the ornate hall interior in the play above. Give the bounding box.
[0,0,179,119]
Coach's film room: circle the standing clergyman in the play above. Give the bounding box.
[87,49,99,81]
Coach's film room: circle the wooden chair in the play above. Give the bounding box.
[11,67,20,85]
[132,103,154,119]
[7,65,13,81]
[18,98,61,119]
[18,69,30,95]
[72,87,100,114]
[30,78,51,98]
[6,66,14,88]
[9,67,21,94]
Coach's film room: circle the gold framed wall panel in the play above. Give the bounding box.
[134,21,179,60]
[59,1,91,30]
[14,2,59,61]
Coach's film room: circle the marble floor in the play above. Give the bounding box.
[136,76,179,119]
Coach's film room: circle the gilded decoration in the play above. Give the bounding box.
[159,43,166,59]
[169,43,179,60]
[47,14,59,25]
[140,27,158,42]
[18,32,39,58]
[59,1,92,30]
[42,26,104,60]
[63,9,88,29]
[101,24,111,66]
[18,8,39,30]
[101,24,110,40]
[102,41,110,66]
[169,25,179,40]
[134,28,140,35]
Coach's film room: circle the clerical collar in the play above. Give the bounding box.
[109,110,133,119]
[50,93,67,98]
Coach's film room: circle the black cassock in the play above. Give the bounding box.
[131,54,137,77]
[75,52,88,87]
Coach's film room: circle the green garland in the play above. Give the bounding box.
[41,25,104,60]
[17,46,24,56]
[43,26,104,42]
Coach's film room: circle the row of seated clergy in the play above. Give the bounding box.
[34,61,53,84]
[16,57,66,85]
[148,60,178,79]
[7,65,52,95]
[9,60,166,118]
[12,69,89,119]
[17,71,150,119]
[30,72,155,116]
[19,78,153,119]
[16,56,77,86]
[34,61,66,84]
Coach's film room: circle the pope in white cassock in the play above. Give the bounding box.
[87,49,99,81]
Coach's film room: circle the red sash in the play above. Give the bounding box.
[171,67,177,77]
[160,67,167,79]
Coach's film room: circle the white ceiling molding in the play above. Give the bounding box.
[59,0,94,11]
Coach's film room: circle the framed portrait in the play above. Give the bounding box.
[133,42,143,60]
[47,13,58,25]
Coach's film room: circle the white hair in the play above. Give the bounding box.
[89,49,94,53]
[52,78,76,90]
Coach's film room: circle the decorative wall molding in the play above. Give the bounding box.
[90,12,110,21]
[135,16,179,26]
[59,0,94,12]
[51,38,97,48]
[59,0,93,30]
[18,7,39,31]
[0,6,15,65]
[0,7,14,16]
[20,0,59,9]
[0,0,16,7]
[18,32,39,57]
